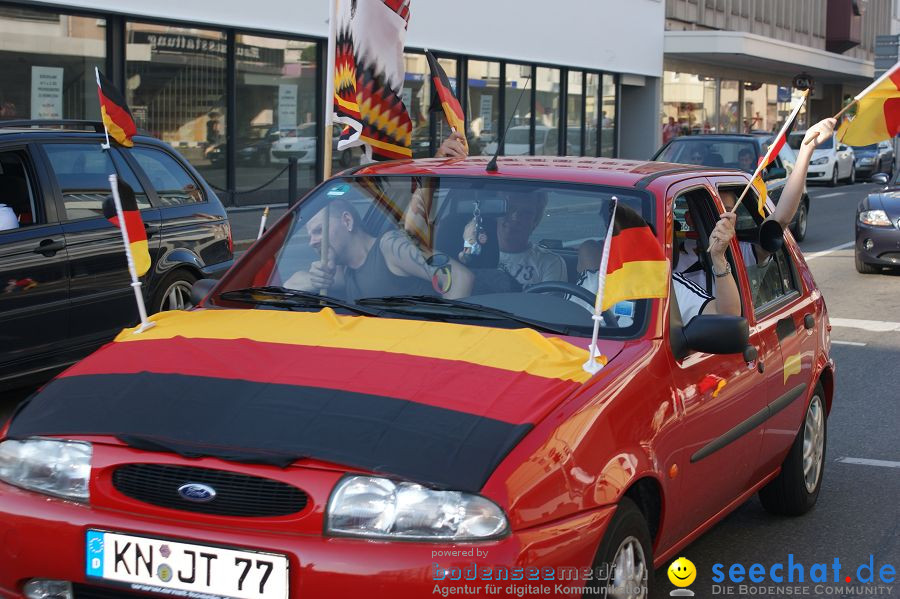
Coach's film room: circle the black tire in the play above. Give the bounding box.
[339,150,352,167]
[151,269,198,314]
[584,497,653,598]
[828,167,838,187]
[855,249,880,274]
[790,201,808,242]
[848,166,856,184]
[759,383,827,516]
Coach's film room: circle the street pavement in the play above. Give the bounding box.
[2,179,898,598]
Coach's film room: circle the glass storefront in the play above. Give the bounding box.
[126,23,227,189]
[566,70,583,156]
[585,73,600,156]
[467,59,500,156]
[601,73,617,157]
[403,52,431,158]
[504,63,532,156]
[235,35,317,202]
[719,79,740,133]
[535,67,560,155]
[0,7,104,121]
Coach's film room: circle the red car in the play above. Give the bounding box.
[0,157,834,599]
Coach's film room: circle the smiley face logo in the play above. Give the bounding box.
[667,557,696,587]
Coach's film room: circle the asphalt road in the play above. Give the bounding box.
[2,179,898,599]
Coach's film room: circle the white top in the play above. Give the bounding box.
[673,271,713,324]
[499,245,568,287]
[0,204,18,231]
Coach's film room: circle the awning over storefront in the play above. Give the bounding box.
[665,30,874,86]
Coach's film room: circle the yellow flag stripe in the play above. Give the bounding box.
[602,260,669,311]
[752,176,768,217]
[783,353,802,384]
[100,106,134,147]
[116,309,593,383]
[130,239,150,277]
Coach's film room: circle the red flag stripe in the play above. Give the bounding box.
[59,337,581,425]
[108,210,147,244]
[605,227,666,274]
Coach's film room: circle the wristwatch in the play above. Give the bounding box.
[712,262,732,278]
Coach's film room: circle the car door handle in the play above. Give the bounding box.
[144,223,160,237]
[33,239,66,256]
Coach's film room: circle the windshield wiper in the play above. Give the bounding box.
[218,286,382,317]
[356,294,576,335]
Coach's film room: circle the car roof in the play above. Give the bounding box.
[347,156,746,188]
[666,134,764,142]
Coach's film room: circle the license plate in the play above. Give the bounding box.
[86,530,289,599]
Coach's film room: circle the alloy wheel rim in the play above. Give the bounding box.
[802,395,825,493]
[161,280,194,311]
[607,536,647,599]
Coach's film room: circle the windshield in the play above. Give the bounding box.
[656,138,759,172]
[789,132,833,150]
[852,144,878,152]
[212,176,657,338]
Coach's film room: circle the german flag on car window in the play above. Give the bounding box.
[103,179,150,277]
[95,68,136,148]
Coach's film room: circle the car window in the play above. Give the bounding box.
[0,150,40,231]
[43,144,150,221]
[131,147,204,206]
[656,139,757,170]
[747,246,799,311]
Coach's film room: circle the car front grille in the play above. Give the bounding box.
[112,464,308,517]
[878,251,900,264]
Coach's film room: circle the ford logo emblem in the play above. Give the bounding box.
[178,483,216,502]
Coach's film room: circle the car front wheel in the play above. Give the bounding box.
[829,166,838,187]
[791,201,808,241]
[848,165,856,184]
[759,383,826,516]
[855,249,880,274]
[151,269,198,313]
[585,497,652,598]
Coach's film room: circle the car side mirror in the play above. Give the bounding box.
[872,173,890,185]
[762,167,786,181]
[838,144,849,151]
[682,315,750,354]
[190,278,218,306]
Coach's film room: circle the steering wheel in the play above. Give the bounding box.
[524,281,619,327]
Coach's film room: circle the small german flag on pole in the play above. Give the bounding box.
[103,178,150,278]
[95,67,136,148]
[426,50,467,150]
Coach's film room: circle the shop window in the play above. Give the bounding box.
[536,67,560,155]
[585,73,600,156]
[0,7,104,122]
[601,74,617,157]
[503,63,532,156]
[467,60,500,156]
[126,23,227,190]
[566,71,584,156]
[403,52,431,158]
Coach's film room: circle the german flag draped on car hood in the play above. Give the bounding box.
[6,309,617,492]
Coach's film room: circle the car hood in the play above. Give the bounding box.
[866,190,900,219]
[811,148,834,160]
[6,309,623,492]
[854,149,877,158]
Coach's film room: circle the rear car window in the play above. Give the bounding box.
[656,139,757,170]
[0,150,39,230]
[131,147,204,206]
[43,144,150,221]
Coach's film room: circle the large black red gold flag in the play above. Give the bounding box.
[95,68,136,148]
[103,179,150,277]
[332,0,413,161]
[425,50,466,144]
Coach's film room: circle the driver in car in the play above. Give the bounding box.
[284,198,474,300]
[496,193,568,287]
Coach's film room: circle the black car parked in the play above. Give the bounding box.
[852,141,894,180]
[652,133,811,241]
[0,121,233,390]
[855,171,900,273]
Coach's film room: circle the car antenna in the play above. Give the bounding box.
[486,74,532,173]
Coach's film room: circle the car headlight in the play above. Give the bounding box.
[0,438,91,501]
[859,209,893,227]
[810,156,829,165]
[326,475,508,541]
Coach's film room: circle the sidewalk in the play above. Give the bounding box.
[227,204,290,252]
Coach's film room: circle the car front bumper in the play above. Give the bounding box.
[855,222,900,266]
[0,482,613,599]
[806,166,834,180]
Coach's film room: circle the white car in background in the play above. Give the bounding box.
[484,125,575,156]
[269,123,359,168]
[789,131,855,186]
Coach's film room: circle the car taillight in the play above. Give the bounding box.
[225,222,233,254]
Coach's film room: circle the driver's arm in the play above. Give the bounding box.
[379,230,474,298]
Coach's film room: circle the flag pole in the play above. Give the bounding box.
[95,67,111,150]
[257,205,269,240]
[584,197,618,375]
[108,174,154,334]
[319,0,339,295]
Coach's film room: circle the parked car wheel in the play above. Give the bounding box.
[152,269,199,313]
[828,167,838,187]
[585,497,653,598]
[848,166,856,184]
[791,200,808,241]
[339,150,353,168]
[759,383,826,516]
[854,249,880,274]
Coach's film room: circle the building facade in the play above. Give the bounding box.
[663,0,900,140]
[0,0,666,206]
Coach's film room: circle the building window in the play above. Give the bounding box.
[719,79,740,133]
[126,23,227,189]
[0,7,105,121]
[504,63,532,156]
[467,59,500,156]
[566,71,584,156]
[600,74,617,157]
[585,73,600,156]
[403,52,431,158]
[235,34,317,204]
[535,67,560,155]
[662,71,717,138]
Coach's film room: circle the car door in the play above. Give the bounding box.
[0,145,70,381]
[837,143,853,178]
[666,181,776,540]
[38,142,161,346]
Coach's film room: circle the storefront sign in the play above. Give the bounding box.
[278,84,298,129]
[792,73,814,91]
[131,32,282,65]
[777,86,792,103]
[30,66,63,120]
[480,95,493,132]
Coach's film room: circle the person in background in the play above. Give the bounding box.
[738,148,755,173]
